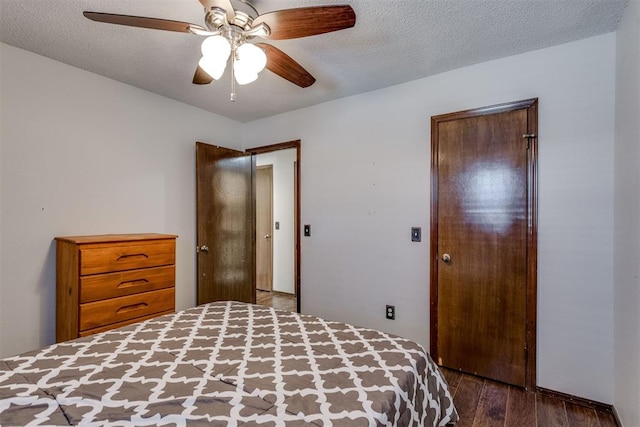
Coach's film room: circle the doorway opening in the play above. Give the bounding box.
[253,147,298,312]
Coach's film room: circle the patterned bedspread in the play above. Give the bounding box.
[0,301,458,426]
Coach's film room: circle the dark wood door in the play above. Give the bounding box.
[196,142,255,305]
[256,165,273,291]
[430,99,538,388]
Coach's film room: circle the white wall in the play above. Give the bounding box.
[0,47,3,340]
[0,43,6,350]
[0,32,619,406]
[256,149,296,294]
[0,43,243,358]
[614,0,640,424]
[243,34,616,403]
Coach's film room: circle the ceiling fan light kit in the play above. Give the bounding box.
[83,0,356,101]
[199,35,269,88]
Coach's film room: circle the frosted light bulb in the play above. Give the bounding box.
[201,35,230,59]
[199,55,226,80]
[234,65,258,85]
[237,43,267,74]
[199,36,231,80]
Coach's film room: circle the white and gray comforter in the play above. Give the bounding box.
[0,301,458,426]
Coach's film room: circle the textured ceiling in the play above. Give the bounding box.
[0,0,629,122]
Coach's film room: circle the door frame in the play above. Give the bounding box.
[247,140,301,313]
[429,98,538,389]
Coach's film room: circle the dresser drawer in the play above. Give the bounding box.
[79,288,175,331]
[80,265,175,303]
[80,240,175,275]
[78,310,174,337]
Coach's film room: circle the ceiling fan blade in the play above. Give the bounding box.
[193,66,214,85]
[198,0,235,22]
[83,12,206,33]
[256,43,316,88]
[253,5,356,40]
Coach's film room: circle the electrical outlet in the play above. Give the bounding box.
[386,305,395,320]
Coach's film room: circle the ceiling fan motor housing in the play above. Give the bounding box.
[205,0,258,31]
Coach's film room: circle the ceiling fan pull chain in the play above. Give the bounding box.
[230,48,237,102]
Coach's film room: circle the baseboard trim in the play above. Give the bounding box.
[536,386,615,416]
[612,405,623,427]
[272,290,295,297]
[256,289,295,297]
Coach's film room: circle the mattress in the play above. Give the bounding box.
[0,301,458,426]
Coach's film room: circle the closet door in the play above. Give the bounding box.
[430,99,538,388]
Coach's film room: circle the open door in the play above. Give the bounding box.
[256,165,273,292]
[196,142,255,305]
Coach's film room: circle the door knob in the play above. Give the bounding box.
[442,253,451,264]
[264,234,271,239]
[199,245,209,253]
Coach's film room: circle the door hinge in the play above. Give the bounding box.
[523,133,535,149]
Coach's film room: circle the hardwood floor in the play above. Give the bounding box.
[256,290,297,312]
[441,368,618,427]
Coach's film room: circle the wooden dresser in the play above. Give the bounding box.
[55,233,177,342]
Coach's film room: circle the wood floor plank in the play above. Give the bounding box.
[505,387,536,427]
[472,381,509,427]
[436,371,614,427]
[256,290,296,311]
[565,402,599,427]
[536,394,568,427]
[596,410,618,427]
[441,368,463,394]
[463,372,485,383]
[453,376,485,427]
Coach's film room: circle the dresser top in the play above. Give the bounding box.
[55,233,178,244]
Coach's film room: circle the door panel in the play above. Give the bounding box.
[256,165,273,291]
[196,142,255,305]
[431,100,537,387]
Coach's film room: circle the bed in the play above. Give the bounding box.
[0,301,458,426]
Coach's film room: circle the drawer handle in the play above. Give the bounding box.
[117,279,149,289]
[116,302,148,314]
[117,253,149,261]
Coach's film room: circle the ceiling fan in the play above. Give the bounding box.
[84,0,356,100]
